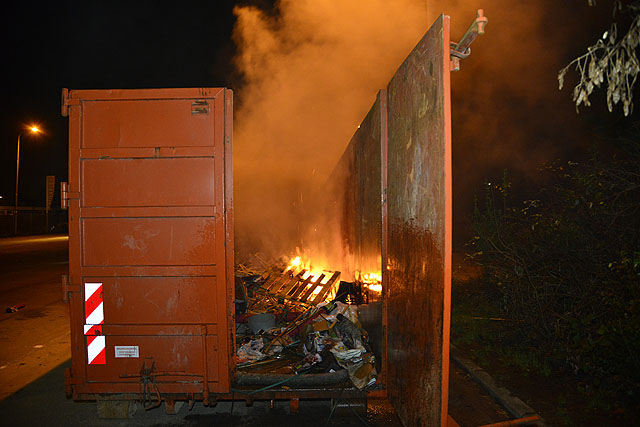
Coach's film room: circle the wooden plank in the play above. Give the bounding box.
[260,275,281,292]
[311,271,341,304]
[272,276,297,295]
[299,274,325,303]
[288,276,314,300]
[266,275,288,292]
[277,274,306,297]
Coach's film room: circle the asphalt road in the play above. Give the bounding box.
[0,236,511,426]
[0,235,70,401]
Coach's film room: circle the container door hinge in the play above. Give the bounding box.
[61,88,81,117]
[450,9,488,72]
[64,367,83,398]
[61,274,81,303]
[60,182,79,210]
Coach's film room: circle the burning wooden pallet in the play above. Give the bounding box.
[259,270,341,305]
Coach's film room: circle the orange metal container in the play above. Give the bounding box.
[61,88,234,401]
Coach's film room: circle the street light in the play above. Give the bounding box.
[14,125,41,235]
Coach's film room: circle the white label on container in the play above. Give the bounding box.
[114,346,139,358]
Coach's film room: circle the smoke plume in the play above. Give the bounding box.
[232,0,616,260]
[232,0,429,262]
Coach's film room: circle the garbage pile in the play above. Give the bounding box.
[234,263,378,390]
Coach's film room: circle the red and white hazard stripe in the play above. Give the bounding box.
[84,282,106,365]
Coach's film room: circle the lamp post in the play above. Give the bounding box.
[14,126,41,235]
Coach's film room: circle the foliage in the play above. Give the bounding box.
[559,1,640,115]
[469,158,640,402]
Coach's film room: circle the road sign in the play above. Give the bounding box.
[46,176,55,210]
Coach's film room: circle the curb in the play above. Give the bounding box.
[450,351,545,426]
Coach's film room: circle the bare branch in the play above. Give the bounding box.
[560,2,640,116]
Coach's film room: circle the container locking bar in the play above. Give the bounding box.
[450,9,488,71]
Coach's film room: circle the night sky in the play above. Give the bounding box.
[2,1,634,245]
[1,0,241,208]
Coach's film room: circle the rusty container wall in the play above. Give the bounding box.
[330,136,359,271]
[386,15,451,426]
[356,93,384,278]
[326,92,387,375]
[327,14,452,427]
[62,88,234,399]
[329,93,385,280]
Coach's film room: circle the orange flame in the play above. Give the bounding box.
[360,271,382,294]
[285,253,338,301]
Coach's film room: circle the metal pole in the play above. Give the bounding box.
[14,133,21,236]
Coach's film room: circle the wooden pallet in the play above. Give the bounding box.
[259,270,341,305]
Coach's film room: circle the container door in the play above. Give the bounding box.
[64,88,232,396]
[385,15,452,426]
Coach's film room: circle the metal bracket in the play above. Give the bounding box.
[61,274,81,303]
[119,358,202,411]
[60,182,79,210]
[64,367,82,398]
[61,88,81,117]
[450,9,488,72]
[191,100,210,115]
[138,360,162,411]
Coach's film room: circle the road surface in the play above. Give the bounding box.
[0,235,70,400]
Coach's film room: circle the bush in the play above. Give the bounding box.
[469,158,640,397]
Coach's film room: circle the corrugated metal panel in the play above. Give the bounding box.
[64,88,233,397]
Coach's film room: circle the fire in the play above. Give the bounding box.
[365,283,382,293]
[286,256,302,270]
[285,254,338,302]
[286,254,325,281]
[286,253,384,299]
[362,272,381,283]
[360,271,382,294]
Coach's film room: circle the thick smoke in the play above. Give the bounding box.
[232,0,429,262]
[232,0,616,261]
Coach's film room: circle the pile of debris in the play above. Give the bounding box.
[234,260,377,390]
